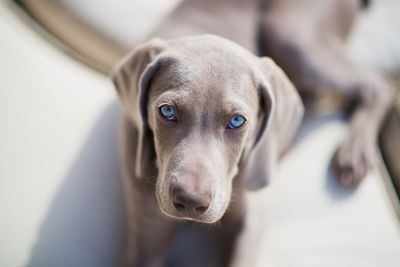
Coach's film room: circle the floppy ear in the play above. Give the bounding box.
[111,39,168,179]
[244,57,304,190]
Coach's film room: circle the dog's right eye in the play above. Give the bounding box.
[159,104,177,121]
[227,115,246,129]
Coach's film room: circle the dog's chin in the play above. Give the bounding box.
[157,205,226,224]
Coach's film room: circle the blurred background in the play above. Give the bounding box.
[0,0,399,266]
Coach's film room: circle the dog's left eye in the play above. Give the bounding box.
[227,115,246,129]
[159,104,177,121]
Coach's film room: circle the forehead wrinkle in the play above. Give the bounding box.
[153,49,258,97]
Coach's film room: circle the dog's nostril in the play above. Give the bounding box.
[195,206,208,214]
[173,201,185,212]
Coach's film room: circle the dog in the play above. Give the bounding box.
[113,34,303,266]
[112,0,393,266]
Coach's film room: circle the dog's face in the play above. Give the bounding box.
[146,52,260,223]
[112,35,302,224]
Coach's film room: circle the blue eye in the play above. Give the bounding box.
[159,104,177,121]
[227,115,246,129]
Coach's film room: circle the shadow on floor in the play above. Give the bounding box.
[26,102,125,267]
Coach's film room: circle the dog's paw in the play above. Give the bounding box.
[332,135,373,187]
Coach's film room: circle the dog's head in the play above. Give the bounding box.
[112,35,301,223]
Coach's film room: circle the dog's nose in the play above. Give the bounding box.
[172,186,211,216]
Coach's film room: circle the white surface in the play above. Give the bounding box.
[0,3,123,267]
[348,0,400,72]
[0,1,399,267]
[58,0,181,47]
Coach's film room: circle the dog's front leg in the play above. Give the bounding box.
[226,192,267,267]
[123,184,178,267]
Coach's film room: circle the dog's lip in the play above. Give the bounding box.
[158,206,220,224]
[172,214,220,224]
